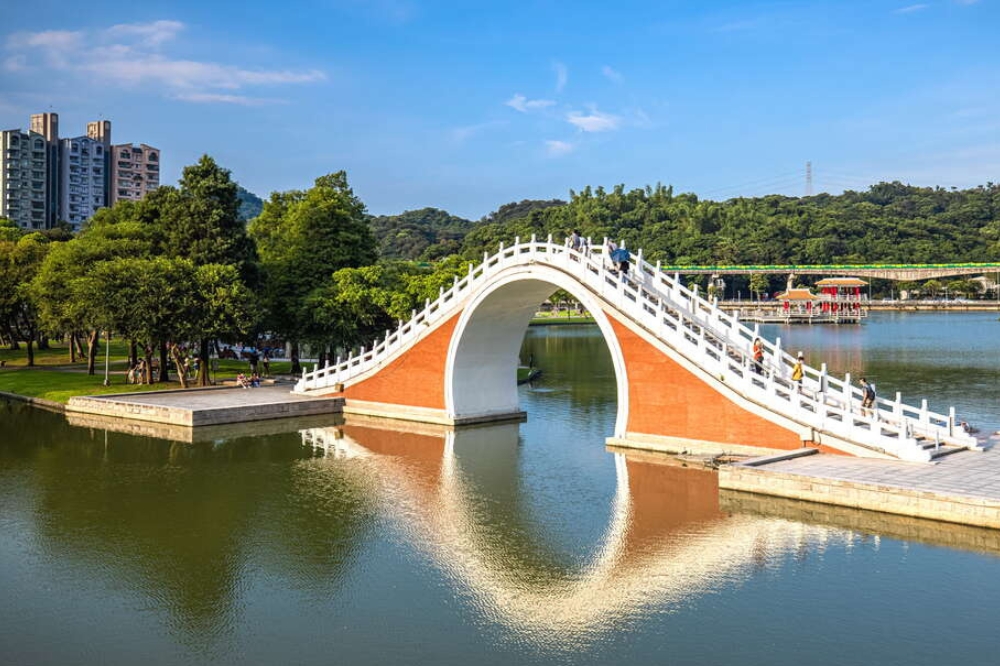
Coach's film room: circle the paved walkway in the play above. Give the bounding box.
[67,384,342,428]
[759,444,1000,502]
[720,436,1000,529]
[112,384,316,409]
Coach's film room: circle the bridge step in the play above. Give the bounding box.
[916,437,974,460]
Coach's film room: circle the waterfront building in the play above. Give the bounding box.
[0,129,49,229]
[735,278,869,324]
[110,143,160,204]
[775,287,819,316]
[59,136,106,231]
[29,113,61,227]
[815,277,868,319]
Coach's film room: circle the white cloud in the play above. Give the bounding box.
[894,4,929,13]
[3,54,26,72]
[105,20,184,47]
[3,20,325,103]
[553,61,567,93]
[505,93,555,113]
[172,92,285,106]
[83,54,325,89]
[602,65,623,83]
[567,108,621,132]
[545,140,574,157]
[7,30,82,67]
[7,29,83,51]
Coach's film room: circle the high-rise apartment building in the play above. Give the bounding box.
[2,113,162,230]
[29,113,60,227]
[59,137,106,231]
[0,129,49,229]
[110,143,160,204]
[86,120,112,211]
[86,120,111,146]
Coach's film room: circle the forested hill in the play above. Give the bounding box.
[237,186,263,222]
[370,199,567,260]
[369,207,477,260]
[443,182,1000,265]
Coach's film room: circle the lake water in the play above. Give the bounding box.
[2,311,1000,665]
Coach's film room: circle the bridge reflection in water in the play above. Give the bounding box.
[302,416,850,642]
[23,406,1000,656]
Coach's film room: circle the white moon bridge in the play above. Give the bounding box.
[294,238,981,462]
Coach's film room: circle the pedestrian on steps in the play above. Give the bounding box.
[792,351,805,390]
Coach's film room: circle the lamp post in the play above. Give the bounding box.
[102,330,111,386]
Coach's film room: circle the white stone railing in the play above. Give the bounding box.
[295,237,980,461]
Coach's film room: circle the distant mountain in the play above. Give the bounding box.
[369,200,569,261]
[369,207,478,260]
[237,186,263,222]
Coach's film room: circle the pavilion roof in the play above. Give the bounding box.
[815,277,868,287]
[775,288,818,301]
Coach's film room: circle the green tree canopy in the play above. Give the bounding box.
[249,171,378,353]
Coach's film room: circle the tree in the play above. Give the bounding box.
[249,171,378,373]
[161,156,259,384]
[304,264,415,355]
[749,273,771,301]
[0,232,50,364]
[162,156,255,275]
[31,195,166,373]
[72,258,256,387]
[922,279,944,298]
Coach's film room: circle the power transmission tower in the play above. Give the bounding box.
[805,161,813,196]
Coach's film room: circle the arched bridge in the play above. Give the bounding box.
[294,238,981,462]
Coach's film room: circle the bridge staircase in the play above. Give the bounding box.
[295,238,982,462]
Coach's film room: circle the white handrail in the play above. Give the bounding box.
[294,239,979,459]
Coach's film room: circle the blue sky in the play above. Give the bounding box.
[1,0,997,219]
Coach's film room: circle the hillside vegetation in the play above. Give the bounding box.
[397,183,1000,266]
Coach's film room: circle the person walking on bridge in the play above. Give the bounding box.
[752,338,765,375]
[860,377,876,415]
[791,351,805,390]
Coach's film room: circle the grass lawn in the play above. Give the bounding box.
[530,312,596,325]
[0,368,179,403]
[0,340,300,403]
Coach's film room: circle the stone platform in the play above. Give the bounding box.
[67,385,342,428]
[719,443,1000,529]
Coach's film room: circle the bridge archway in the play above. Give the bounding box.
[444,264,629,435]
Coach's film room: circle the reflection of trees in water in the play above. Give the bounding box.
[3,401,852,650]
[2,406,374,648]
[520,326,617,412]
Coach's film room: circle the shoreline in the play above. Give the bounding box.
[717,301,1000,312]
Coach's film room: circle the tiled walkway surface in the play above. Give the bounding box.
[107,384,316,409]
[760,443,1000,502]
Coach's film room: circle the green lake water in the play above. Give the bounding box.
[1,311,999,665]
